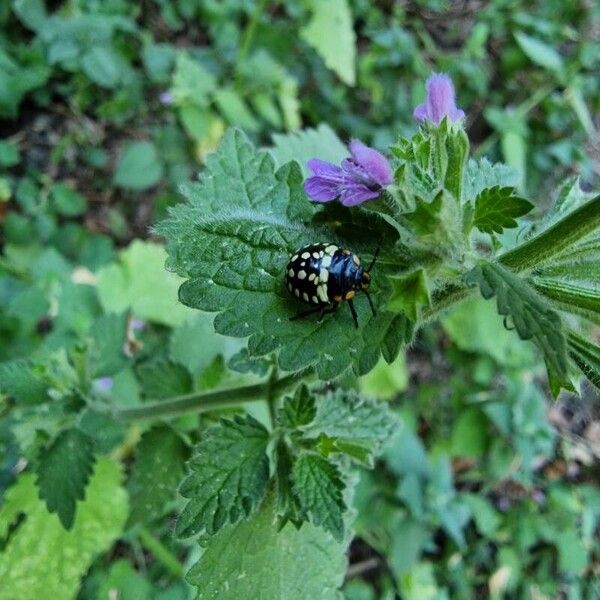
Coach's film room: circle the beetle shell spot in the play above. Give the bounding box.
[297,270,307,279]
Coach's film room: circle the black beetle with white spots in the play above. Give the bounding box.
[285,242,378,327]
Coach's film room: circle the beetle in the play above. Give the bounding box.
[284,242,378,328]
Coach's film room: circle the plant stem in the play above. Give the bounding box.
[137,527,184,579]
[236,0,269,88]
[499,194,600,272]
[114,371,306,422]
[266,364,279,429]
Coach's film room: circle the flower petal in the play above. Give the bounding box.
[307,158,345,181]
[413,103,428,121]
[348,139,393,187]
[339,182,379,207]
[414,73,465,124]
[304,176,340,202]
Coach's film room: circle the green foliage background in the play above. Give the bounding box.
[0,1,599,599]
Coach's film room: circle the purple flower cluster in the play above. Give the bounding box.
[304,73,464,207]
[304,139,393,206]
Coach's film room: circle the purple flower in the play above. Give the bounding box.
[159,91,173,106]
[413,73,465,124]
[304,139,393,207]
[130,318,146,331]
[93,377,113,393]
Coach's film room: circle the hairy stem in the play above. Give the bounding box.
[499,194,600,272]
[420,284,473,323]
[266,364,279,429]
[114,371,307,422]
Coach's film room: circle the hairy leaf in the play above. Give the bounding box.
[301,0,356,86]
[277,384,316,429]
[88,312,129,377]
[292,453,345,540]
[473,186,533,234]
[176,414,269,538]
[305,388,400,453]
[465,262,569,382]
[388,269,431,320]
[0,459,127,599]
[36,427,96,529]
[567,330,600,390]
[128,426,188,525]
[464,158,519,202]
[136,359,192,399]
[0,359,47,404]
[531,276,600,325]
[186,493,347,600]
[157,129,397,379]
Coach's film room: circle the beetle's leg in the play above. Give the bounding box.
[347,299,359,328]
[364,290,376,317]
[317,303,339,322]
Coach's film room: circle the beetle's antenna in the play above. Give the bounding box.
[366,239,383,273]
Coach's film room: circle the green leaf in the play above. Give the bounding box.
[169,313,224,376]
[464,494,500,537]
[176,414,270,538]
[567,330,600,390]
[36,427,96,529]
[292,453,345,540]
[97,240,192,326]
[359,353,408,400]
[88,312,129,377]
[464,158,520,202]
[443,126,469,202]
[499,194,600,273]
[0,459,128,599]
[514,32,564,72]
[186,492,347,599]
[51,183,87,217]
[97,560,155,600]
[301,0,356,86]
[158,129,396,379]
[443,297,534,366]
[81,46,123,88]
[473,186,533,234]
[214,87,259,131]
[465,262,569,382]
[0,139,20,166]
[304,388,400,454]
[113,141,163,190]
[270,124,348,176]
[387,269,430,321]
[0,359,47,404]
[128,426,188,525]
[531,276,600,324]
[12,0,47,31]
[137,360,192,398]
[277,384,316,429]
[170,51,216,107]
